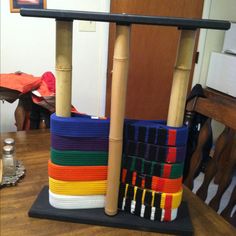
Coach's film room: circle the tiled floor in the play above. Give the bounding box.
[192,171,236,217]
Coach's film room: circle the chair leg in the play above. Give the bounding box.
[196,127,231,201]
[184,118,212,190]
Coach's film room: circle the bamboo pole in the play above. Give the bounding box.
[55,20,73,117]
[105,25,130,216]
[167,30,197,127]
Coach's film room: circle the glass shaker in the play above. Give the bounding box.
[2,145,16,177]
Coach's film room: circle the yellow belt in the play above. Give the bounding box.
[120,183,182,209]
[49,177,107,195]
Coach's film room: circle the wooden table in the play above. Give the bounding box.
[1,130,235,236]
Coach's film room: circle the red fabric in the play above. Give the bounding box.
[162,164,172,178]
[0,73,41,94]
[166,147,176,163]
[164,195,172,209]
[41,72,55,93]
[132,172,136,186]
[122,169,127,183]
[164,208,171,221]
[31,72,55,107]
[168,129,177,146]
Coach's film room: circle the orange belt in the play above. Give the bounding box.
[122,168,182,193]
[48,160,107,181]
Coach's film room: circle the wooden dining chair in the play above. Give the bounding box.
[184,88,236,226]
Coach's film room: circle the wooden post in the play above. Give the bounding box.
[167,30,197,127]
[105,24,130,216]
[56,20,73,117]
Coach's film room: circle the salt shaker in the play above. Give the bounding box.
[2,145,16,177]
[4,138,15,148]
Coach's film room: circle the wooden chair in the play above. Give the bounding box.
[184,88,236,226]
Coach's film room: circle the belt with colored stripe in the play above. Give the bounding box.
[119,198,178,221]
[51,134,108,151]
[118,183,182,209]
[51,149,108,166]
[122,169,182,193]
[124,120,188,146]
[49,177,107,195]
[49,190,105,209]
[48,160,107,181]
[123,155,184,179]
[124,140,186,163]
[51,113,110,138]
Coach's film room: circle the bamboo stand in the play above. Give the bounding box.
[105,25,131,216]
[55,20,73,117]
[167,30,197,127]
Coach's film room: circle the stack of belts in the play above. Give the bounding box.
[48,113,110,209]
[118,120,188,222]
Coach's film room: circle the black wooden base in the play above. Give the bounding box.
[28,186,193,235]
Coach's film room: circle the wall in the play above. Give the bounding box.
[192,0,236,87]
[0,0,110,132]
[192,0,236,140]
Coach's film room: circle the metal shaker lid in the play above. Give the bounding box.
[4,138,15,146]
[3,145,14,155]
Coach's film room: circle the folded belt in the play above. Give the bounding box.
[119,198,178,222]
[49,190,105,209]
[49,177,107,195]
[51,113,110,138]
[118,183,182,209]
[123,155,184,179]
[124,140,186,163]
[122,169,182,193]
[124,120,188,146]
[51,134,108,151]
[48,160,107,181]
[51,149,108,166]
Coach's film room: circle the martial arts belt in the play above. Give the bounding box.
[124,120,188,146]
[118,183,182,221]
[122,156,184,179]
[49,113,110,209]
[124,140,186,163]
[119,120,188,221]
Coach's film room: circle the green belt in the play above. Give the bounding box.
[51,148,108,166]
[123,155,183,179]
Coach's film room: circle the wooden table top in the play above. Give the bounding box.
[1,130,235,236]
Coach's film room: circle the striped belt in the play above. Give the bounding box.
[49,190,105,209]
[123,155,184,179]
[51,134,108,151]
[124,120,188,146]
[118,183,182,209]
[51,113,110,138]
[51,149,108,166]
[49,177,107,195]
[122,169,182,193]
[124,140,186,163]
[48,160,107,181]
[119,198,178,221]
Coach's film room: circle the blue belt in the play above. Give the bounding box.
[51,113,110,138]
[124,120,188,146]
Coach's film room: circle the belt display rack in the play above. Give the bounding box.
[21,8,230,235]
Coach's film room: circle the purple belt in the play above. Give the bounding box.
[51,134,108,151]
